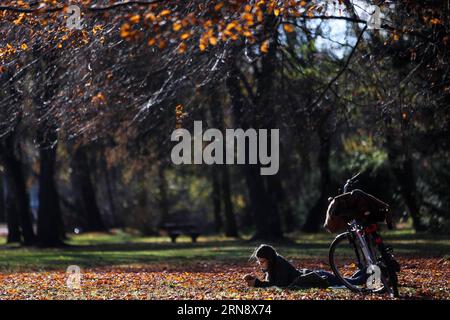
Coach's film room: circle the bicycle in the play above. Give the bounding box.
[326,175,401,297]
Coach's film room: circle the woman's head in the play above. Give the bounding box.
[250,244,278,271]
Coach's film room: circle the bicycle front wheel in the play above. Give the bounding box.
[329,232,367,293]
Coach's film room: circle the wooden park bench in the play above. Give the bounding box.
[160,223,201,243]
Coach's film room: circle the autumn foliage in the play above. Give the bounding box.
[0,257,448,300]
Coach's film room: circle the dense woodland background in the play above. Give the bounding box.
[0,0,449,247]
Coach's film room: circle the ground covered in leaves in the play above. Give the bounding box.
[0,230,448,300]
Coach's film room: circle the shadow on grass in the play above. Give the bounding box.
[0,232,448,272]
[0,241,319,271]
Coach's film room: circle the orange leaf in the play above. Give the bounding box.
[129,15,140,24]
[178,42,187,54]
[283,24,295,33]
[214,3,224,11]
[209,37,218,46]
[173,22,182,32]
[159,9,171,17]
[260,40,269,53]
[180,32,191,40]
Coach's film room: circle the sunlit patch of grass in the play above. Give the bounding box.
[0,228,448,273]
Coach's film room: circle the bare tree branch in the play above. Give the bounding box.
[306,25,368,110]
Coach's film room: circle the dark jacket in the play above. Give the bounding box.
[324,189,391,233]
[254,255,329,288]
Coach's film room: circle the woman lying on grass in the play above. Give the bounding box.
[243,244,365,288]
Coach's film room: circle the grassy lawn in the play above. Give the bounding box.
[0,229,448,271]
[0,229,448,299]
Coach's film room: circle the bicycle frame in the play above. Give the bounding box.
[348,220,375,267]
[346,220,398,296]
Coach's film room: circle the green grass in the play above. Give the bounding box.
[0,229,448,272]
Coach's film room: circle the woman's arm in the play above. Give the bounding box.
[254,278,272,288]
[252,271,274,287]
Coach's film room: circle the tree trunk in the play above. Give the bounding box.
[0,136,36,245]
[157,160,170,226]
[302,129,331,233]
[385,118,426,231]
[70,146,106,232]
[226,61,283,240]
[209,86,238,237]
[221,165,238,237]
[252,13,284,239]
[33,48,65,246]
[4,180,21,243]
[37,140,64,247]
[247,165,283,239]
[211,166,223,232]
[385,133,426,231]
[97,145,120,228]
[269,174,296,232]
[0,174,5,223]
